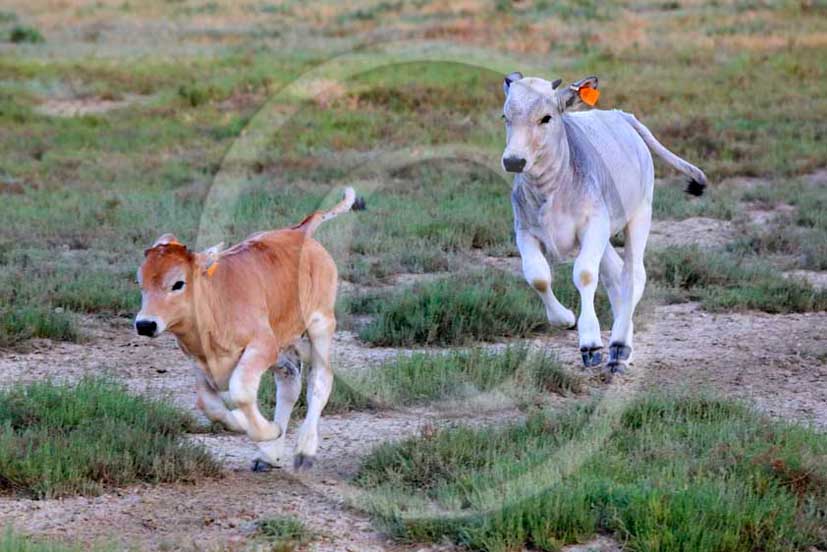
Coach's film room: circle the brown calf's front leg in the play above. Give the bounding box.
[194,368,246,433]
[227,339,283,467]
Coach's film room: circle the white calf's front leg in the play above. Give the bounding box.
[294,314,335,470]
[574,217,610,368]
[516,231,575,327]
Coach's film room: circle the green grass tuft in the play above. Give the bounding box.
[256,516,312,551]
[647,246,827,313]
[356,268,613,347]
[356,271,546,346]
[259,346,583,417]
[355,392,827,551]
[258,369,377,418]
[729,180,827,270]
[0,378,219,499]
[8,26,43,44]
[0,307,78,348]
[358,346,583,407]
[0,529,111,552]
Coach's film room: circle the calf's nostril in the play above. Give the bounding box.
[135,320,157,337]
[503,157,527,173]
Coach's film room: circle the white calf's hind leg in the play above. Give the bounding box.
[294,314,335,470]
[599,245,623,321]
[600,244,636,363]
[574,217,611,368]
[608,203,651,375]
[517,231,575,327]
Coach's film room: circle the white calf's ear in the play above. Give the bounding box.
[557,75,600,110]
[503,71,524,96]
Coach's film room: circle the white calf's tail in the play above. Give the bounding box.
[292,187,366,236]
[621,112,707,196]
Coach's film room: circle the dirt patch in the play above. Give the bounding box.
[304,78,348,108]
[649,217,737,249]
[475,252,521,275]
[563,537,622,552]
[804,168,827,187]
[717,175,773,191]
[34,95,147,117]
[632,303,827,427]
[523,303,827,428]
[784,269,827,291]
[744,201,796,225]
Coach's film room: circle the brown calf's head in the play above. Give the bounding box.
[135,234,196,338]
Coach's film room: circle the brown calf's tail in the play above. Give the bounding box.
[292,187,365,236]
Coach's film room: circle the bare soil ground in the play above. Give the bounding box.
[0,294,825,550]
[649,217,737,249]
[33,94,151,117]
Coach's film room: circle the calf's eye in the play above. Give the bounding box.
[171,280,185,291]
[539,115,551,124]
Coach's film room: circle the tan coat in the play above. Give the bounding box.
[136,188,358,470]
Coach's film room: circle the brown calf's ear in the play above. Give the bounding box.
[153,233,182,248]
[503,71,524,96]
[201,242,224,257]
[558,75,600,110]
[195,242,224,276]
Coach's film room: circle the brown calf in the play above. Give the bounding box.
[135,188,359,470]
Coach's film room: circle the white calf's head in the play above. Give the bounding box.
[501,72,599,175]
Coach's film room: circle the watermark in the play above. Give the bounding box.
[196,38,649,533]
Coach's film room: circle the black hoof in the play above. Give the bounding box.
[580,346,603,368]
[608,342,631,364]
[293,453,315,471]
[251,458,274,472]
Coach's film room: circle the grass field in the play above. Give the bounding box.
[1,0,826,550]
[1,1,826,346]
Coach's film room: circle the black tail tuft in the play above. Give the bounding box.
[352,196,367,211]
[685,178,705,197]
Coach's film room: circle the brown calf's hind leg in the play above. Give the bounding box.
[254,345,305,471]
[294,314,335,470]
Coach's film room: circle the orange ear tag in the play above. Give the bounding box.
[206,262,218,278]
[579,86,600,106]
